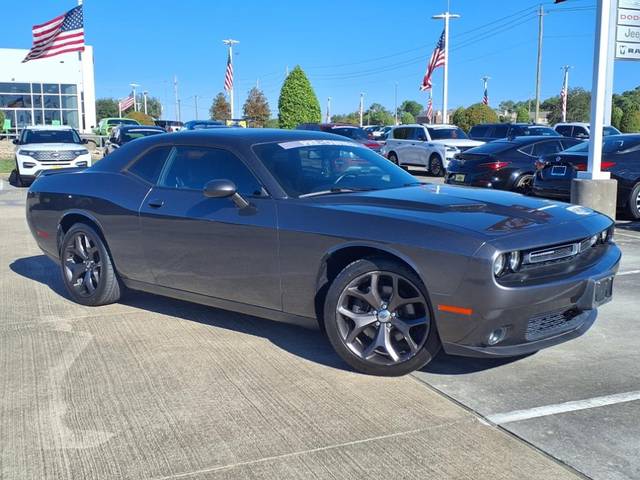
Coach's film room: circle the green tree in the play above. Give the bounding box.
[210,92,231,121]
[543,88,591,125]
[0,110,4,129]
[451,107,469,131]
[399,100,422,118]
[365,103,394,125]
[331,112,359,124]
[278,65,321,128]
[516,106,529,122]
[453,103,498,132]
[126,111,155,125]
[264,118,280,128]
[400,111,415,124]
[611,106,624,131]
[96,98,119,121]
[243,87,271,127]
[620,107,640,133]
[135,95,162,119]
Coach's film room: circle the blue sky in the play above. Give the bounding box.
[4,0,639,119]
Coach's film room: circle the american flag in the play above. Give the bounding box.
[420,30,445,91]
[482,85,489,105]
[426,95,433,123]
[23,5,84,62]
[224,51,233,92]
[119,94,135,113]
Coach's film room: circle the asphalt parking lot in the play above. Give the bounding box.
[1,173,639,480]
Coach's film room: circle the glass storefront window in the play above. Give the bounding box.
[62,110,79,128]
[32,83,42,93]
[43,95,60,108]
[44,110,61,125]
[61,84,77,95]
[33,95,43,108]
[61,96,77,109]
[0,83,30,93]
[15,110,32,128]
[34,110,44,125]
[0,95,32,108]
[43,84,59,94]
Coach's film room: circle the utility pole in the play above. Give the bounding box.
[223,39,239,119]
[173,75,180,121]
[359,92,365,127]
[394,82,398,125]
[534,4,545,124]
[326,97,331,123]
[143,91,148,115]
[194,95,199,120]
[432,10,460,124]
[561,65,571,123]
[130,83,140,112]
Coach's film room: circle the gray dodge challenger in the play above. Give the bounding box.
[25,129,621,376]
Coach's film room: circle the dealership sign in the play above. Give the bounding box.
[617,0,640,59]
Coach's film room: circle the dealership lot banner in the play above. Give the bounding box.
[617,0,640,59]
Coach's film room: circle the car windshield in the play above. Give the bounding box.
[253,140,419,197]
[107,119,138,126]
[562,135,640,154]
[121,129,163,142]
[23,129,81,144]
[603,126,621,136]
[331,127,369,140]
[521,126,558,136]
[427,127,469,140]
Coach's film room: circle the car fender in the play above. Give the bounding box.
[57,208,107,251]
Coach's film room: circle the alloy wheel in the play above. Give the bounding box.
[515,174,533,193]
[336,271,430,366]
[63,232,102,297]
[430,156,443,176]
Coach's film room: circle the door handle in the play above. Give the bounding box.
[147,199,164,208]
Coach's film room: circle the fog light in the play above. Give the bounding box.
[599,230,608,243]
[76,161,88,167]
[23,162,36,168]
[487,327,507,346]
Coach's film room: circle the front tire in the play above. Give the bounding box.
[324,257,441,376]
[429,154,444,177]
[59,223,122,306]
[628,183,640,219]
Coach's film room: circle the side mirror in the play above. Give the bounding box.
[82,138,89,144]
[12,139,20,145]
[203,179,249,208]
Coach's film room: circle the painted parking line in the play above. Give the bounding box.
[616,230,640,240]
[618,269,640,276]
[486,390,640,425]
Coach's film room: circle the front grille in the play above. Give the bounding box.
[30,151,78,161]
[526,243,579,264]
[525,308,582,341]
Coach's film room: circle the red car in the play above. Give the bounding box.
[296,123,381,152]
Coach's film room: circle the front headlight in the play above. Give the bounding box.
[73,149,89,156]
[508,251,521,271]
[493,253,507,277]
[19,150,37,157]
[445,146,458,152]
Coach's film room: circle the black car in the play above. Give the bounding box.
[469,123,560,142]
[25,129,620,376]
[104,125,165,156]
[446,136,582,193]
[532,134,640,218]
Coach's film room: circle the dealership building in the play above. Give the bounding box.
[0,46,96,134]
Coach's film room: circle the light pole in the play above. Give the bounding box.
[195,95,199,120]
[223,39,239,119]
[432,10,460,124]
[394,82,398,125]
[326,97,331,123]
[534,5,545,123]
[143,91,148,115]
[359,92,364,127]
[130,83,140,112]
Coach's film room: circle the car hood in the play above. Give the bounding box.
[311,184,608,243]
[430,139,484,148]
[19,143,86,151]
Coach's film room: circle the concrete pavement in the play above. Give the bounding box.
[0,178,586,479]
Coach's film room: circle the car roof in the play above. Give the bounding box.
[507,135,575,144]
[554,122,589,127]
[117,125,164,131]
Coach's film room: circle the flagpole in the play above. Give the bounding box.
[432,11,460,124]
[223,39,239,119]
[561,65,571,123]
[76,0,86,132]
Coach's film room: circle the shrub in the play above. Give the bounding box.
[125,111,155,125]
[278,66,321,129]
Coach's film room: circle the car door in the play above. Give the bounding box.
[390,127,409,164]
[411,127,430,166]
[138,145,281,310]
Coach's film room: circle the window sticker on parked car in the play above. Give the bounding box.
[567,205,592,216]
[278,140,358,150]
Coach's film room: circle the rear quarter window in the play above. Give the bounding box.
[127,146,172,184]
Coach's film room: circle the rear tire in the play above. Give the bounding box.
[324,257,441,376]
[388,152,399,165]
[514,173,534,194]
[628,183,640,219]
[429,154,444,177]
[59,223,122,306]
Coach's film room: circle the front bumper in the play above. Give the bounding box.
[434,243,620,358]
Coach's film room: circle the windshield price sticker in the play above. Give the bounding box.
[278,140,359,150]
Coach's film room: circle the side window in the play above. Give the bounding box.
[518,144,534,156]
[555,125,572,136]
[493,125,509,138]
[532,140,562,156]
[469,125,488,138]
[412,127,427,141]
[127,146,172,184]
[561,139,581,150]
[574,126,589,138]
[159,146,263,196]
[393,127,406,140]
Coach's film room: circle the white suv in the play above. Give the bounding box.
[13,126,91,187]
[553,122,621,139]
[380,124,484,176]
